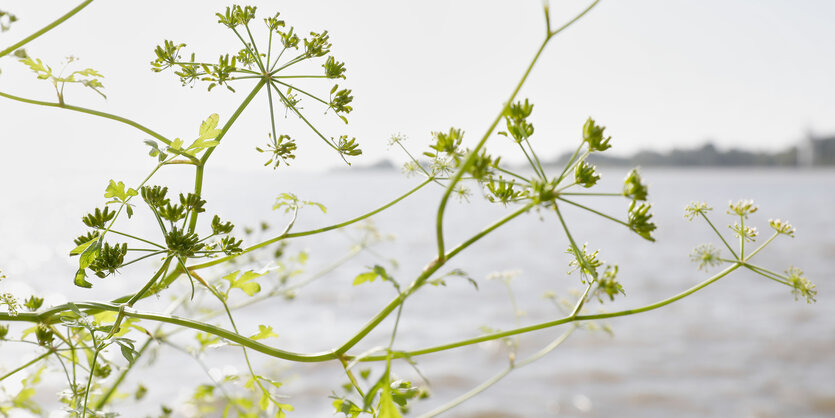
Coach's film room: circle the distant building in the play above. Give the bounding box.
[798,135,835,166]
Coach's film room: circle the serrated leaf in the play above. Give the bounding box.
[104,180,138,202]
[222,270,263,296]
[198,113,222,140]
[170,138,183,150]
[250,325,277,341]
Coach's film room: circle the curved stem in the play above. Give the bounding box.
[363,263,741,361]
[0,0,94,58]
[0,91,175,148]
[187,177,433,271]
[420,325,576,418]
[336,202,534,355]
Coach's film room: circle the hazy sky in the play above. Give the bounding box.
[1,0,834,172]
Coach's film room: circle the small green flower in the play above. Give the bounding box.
[729,222,758,242]
[24,296,44,312]
[82,207,116,229]
[728,199,758,218]
[768,219,795,237]
[594,265,624,302]
[36,324,54,346]
[582,117,612,152]
[89,242,128,278]
[690,243,722,271]
[574,160,600,188]
[623,169,648,201]
[684,201,712,221]
[627,201,656,242]
[786,266,816,303]
[211,215,235,235]
[165,228,201,258]
[566,243,603,280]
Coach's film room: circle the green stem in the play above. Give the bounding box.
[272,79,330,106]
[421,325,576,417]
[336,202,534,355]
[700,212,739,260]
[554,205,599,281]
[126,257,173,307]
[188,177,433,271]
[81,344,100,418]
[364,263,741,361]
[273,74,330,79]
[0,91,176,148]
[200,78,266,164]
[0,350,50,381]
[556,143,586,184]
[0,0,94,58]
[436,28,561,259]
[556,197,630,228]
[107,230,165,248]
[1,301,338,362]
[94,337,153,409]
[743,231,778,262]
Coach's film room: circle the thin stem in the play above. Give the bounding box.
[364,263,742,361]
[81,343,100,418]
[273,75,330,79]
[0,91,176,149]
[554,205,599,282]
[188,177,433,271]
[524,137,548,179]
[107,230,165,249]
[556,197,630,228]
[231,27,265,73]
[119,250,166,268]
[700,212,739,260]
[556,143,586,184]
[0,0,94,58]
[272,84,338,152]
[420,326,576,417]
[559,192,623,197]
[436,31,556,259]
[744,264,789,285]
[336,202,534,355]
[0,350,50,381]
[272,79,330,105]
[518,142,545,180]
[200,78,267,164]
[743,231,779,262]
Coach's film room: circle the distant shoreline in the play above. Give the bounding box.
[349,135,835,171]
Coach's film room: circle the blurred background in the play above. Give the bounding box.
[1,1,833,417]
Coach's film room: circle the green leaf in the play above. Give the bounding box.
[74,269,92,288]
[259,392,270,410]
[70,238,97,256]
[353,271,378,286]
[250,325,278,341]
[104,179,138,202]
[378,385,402,418]
[198,113,222,140]
[222,270,264,296]
[170,138,183,150]
[79,239,101,269]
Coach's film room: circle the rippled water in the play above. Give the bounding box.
[1,167,833,417]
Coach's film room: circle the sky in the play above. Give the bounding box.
[1,0,834,172]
